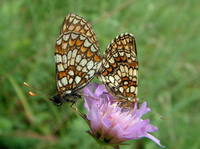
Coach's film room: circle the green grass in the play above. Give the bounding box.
[0,0,200,148]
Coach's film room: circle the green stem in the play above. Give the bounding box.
[135,140,144,149]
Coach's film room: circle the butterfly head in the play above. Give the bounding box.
[50,94,63,106]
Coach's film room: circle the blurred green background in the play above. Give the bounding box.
[0,0,199,148]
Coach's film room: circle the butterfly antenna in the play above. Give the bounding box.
[23,82,50,99]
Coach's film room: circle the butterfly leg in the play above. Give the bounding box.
[70,102,87,120]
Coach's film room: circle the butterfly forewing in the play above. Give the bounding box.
[60,14,98,46]
[99,33,138,101]
[54,14,101,102]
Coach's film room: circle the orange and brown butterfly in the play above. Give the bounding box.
[51,13,102,105]
[98,33,138,106]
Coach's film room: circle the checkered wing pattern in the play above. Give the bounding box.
[60,14,98,46]
[55,14,102,97]
[99,33,138,101]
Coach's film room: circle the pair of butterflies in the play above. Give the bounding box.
[51,14,138,106]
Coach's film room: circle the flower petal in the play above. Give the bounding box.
[145,133,165,148]
[87,105,101,132]
[95,84,108,96]
[134,102,151,118]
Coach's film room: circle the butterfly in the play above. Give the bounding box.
[51,13,102,105]
[98,33,138,106]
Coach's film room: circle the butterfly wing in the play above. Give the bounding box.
[55,14,102,96]
[99,33,138,101]
[60,14,99,46]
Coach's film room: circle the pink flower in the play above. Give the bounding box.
[82,83,164,148]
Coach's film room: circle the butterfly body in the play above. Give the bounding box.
[51,92,81,105]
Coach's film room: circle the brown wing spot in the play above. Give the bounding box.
[129,61,138,67]
[81,45,87,52]
[61,87,65,91]
[78,71,86,76]
[69,39,76,46]
[102,71,108,76]
[66,66,77,76]
[121,77,129,81]
[125,93,134,97]
[122,39,126,45]
[80,78,87,85]
[111,63,117,68]
[107,67,113,72]
[69,25,75,31]
[86,31,92,37]
[92,37,97,43]
[125,45,129,50]
[94,55,101,62]
[129,81,137,86]
[75,25,81,32]
[87,50,93,57]
[113,44,117,49]
[117,41,121,45]
[56,45,64,54]
[68,65,76,70]
[80,29,86,34]
[58,72,67,79]
[76,39,84,46]
[123,85,129,89]
[68,84,72,89]
[118,45,123,49]
[121,56,126,61]
[72,83,76,88]
[115,57,121,62]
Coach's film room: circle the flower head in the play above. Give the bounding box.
[82,83,164,148]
